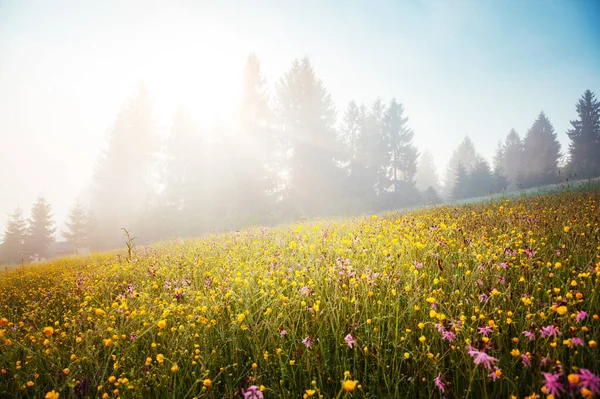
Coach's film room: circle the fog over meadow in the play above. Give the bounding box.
[1,0,599,260]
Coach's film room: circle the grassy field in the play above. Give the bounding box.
[1,190,599,398]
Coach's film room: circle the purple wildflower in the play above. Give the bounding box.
[413,260,423,270]
[488,368,501,381]
[478,326,493,336]
[540,325,561,338]
[434,323,445,333]
[299,286,311,296]
[442,330,456,342]
[576,311,588,322]
[344,334,355,349]
[280,329,287,336]
[542,372,565,397]
[302,336,313,348]
[434,373,445,393]
[479,293,489,303]
[242,385,264,399]
[500,262,508,269]
[467,345,498,370]
[521,354,531,368]
[577,369,600,396]
[525,248,535,258]
[572,337,584,347]
[522,330,535,341]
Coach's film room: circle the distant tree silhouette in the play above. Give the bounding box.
[452,163,470,200]
[522,112,561,187]
[25,197,55,261]
[415,149,440,192]
[92,86,158,248]
[275,57,341,218]
[444,136,480,197]
[0,207,28,264]
[567,90,600,178]
[339,100,372,213]
[497,129,525,187]
[469,158,494,196]
[62,202,88,254]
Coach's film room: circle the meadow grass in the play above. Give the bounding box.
[1,190,599,398]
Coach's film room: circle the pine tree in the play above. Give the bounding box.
[92,86,158,248]
[443,136,480,197]
[25,197,56,260]
[339,101,370,212]
[0,208,28,264]
[360,99,388,197]
[383,99,418,185]
[230,53,276,226]
[452,163,470,200]
[275,57,341,218]
[567,90,600,178]
[522,111,561,187]
[415,149,440,192]
[62,202,88,254]
[500,129,525,187]
[469,158,494,196]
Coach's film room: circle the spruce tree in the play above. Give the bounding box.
[0,208,28,264]
[567,90,600,178]
[452,163,470,200]
[415,149,440,192]
[500,129,525,187]
[25,197,56,260]
[92,86,158,249]
[443,136,480,197]
[62,202,88,254]
[522,112,561,187]
[469,158,493,196]
[275,57,341,218]
[339,101,371,213]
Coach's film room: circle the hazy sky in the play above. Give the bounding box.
[1,0,599,235]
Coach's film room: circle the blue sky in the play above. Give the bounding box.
[0,0,599,231]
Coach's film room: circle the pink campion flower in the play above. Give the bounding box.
[576,311,588,322]
[478,326,493,336]
[442,330,456,342]
[302,336,313,348]
[299,286,311,296]
[571,337,584,347]
[467,345,499,370]
[500,262,508,269]
[242,385,264,399]
[522,330,535,341]
[540,325,561,338]
[577,369,600,396]
[434,373,445,393]
[479,293,489,303]
[434,323,445,333]
[488,368,501,381]
[280,329,287,336]
[521,354,531,368]
[542,372,565,397]
[525,248,535,258]
[413,260,423,270]
[344,334,355,349]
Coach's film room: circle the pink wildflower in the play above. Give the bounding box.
[434,373,445,393]
[576,311,588,322]
[542,372,565,397]
[577,369,600,395]
[540,325,561,338]
[467,345,498,370]
[344,334,355,349]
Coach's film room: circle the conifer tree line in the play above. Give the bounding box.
[1,54,599,261]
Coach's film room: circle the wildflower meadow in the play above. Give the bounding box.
[1,190,599,398]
